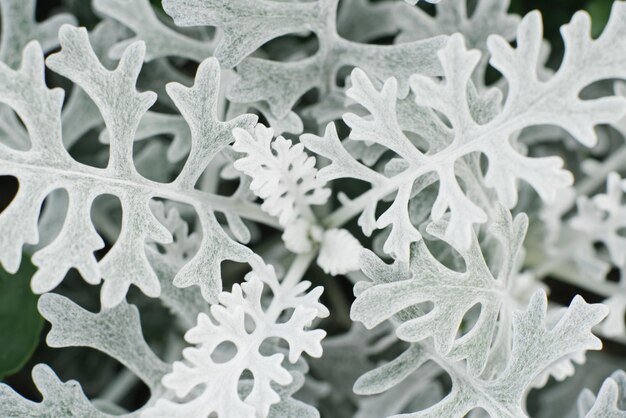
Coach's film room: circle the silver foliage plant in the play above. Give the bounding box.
[0,0,625,417]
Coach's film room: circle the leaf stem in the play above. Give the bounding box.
[533,257,621,297]
[574,142,626,201]
[280,252,317,291]
[100,369,138,404]
[0,157,281,229]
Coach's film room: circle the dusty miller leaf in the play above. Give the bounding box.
[0,26,270,307]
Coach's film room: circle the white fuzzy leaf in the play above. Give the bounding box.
[0,26,269,306]
[578,370,626,418]
[233,124,331,227]
[144,264,328,418]
[352,207,528,375]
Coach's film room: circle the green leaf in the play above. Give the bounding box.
[150,0,164,12]
[586,0,612,37]
[0,255,44,378]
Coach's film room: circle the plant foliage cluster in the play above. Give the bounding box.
[0,0,625,417]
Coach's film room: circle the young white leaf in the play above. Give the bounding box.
[144,264,328,418]
[317,228,362,275]
[233,124,331,227]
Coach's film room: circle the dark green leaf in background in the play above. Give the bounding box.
[0,255,44,378]
[150,0,164,12]
[586,0,613,37]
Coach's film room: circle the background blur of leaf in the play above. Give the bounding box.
[150,0,164,12]
[0,256,43,379]
[510,0,613,39]
[584,0,614,36]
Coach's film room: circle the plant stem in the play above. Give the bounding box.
[533,256,621,297]
[100,369,138,404]
[281,251,317,291]
[574,143,626,200]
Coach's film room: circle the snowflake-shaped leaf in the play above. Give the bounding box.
[144,264,328,418]
[233,124,331,227]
